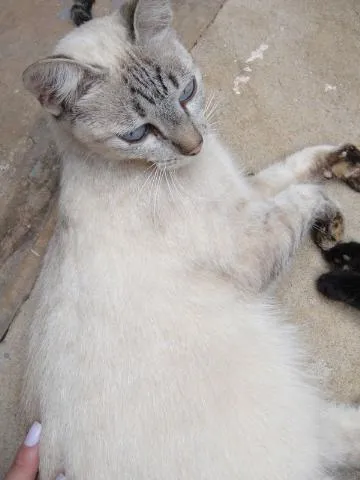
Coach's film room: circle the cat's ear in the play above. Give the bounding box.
[133,0,172,43]
[22,57,103,116]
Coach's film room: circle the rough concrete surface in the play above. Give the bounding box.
[1,0,360,476]
[192,0,360,403]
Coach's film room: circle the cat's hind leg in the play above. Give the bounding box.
[250,144,360,197]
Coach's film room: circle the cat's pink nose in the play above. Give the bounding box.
[188,139,203,156]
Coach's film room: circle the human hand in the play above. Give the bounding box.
[4,422,65,480]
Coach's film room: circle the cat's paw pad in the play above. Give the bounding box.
[311,210,344,251]
[322,241,360,271]
[325,144,360,192]
[326,250,351,270]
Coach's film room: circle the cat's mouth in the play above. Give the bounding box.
[129,129,206,171]
[151,150,203,171]
[152,156,196,171]
[147,135,205,171]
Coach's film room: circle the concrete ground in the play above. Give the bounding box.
[1,0,360,475]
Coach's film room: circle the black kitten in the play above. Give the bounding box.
[317,242,360,310]
[71,0,95,26]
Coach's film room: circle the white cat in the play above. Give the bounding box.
[22,1,360,478]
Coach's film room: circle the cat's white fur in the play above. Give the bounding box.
[22,6,360,480]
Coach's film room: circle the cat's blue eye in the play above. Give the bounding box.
[119,124,149,143]
[179,78,197,104]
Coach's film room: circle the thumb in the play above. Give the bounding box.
[5,422,41,480]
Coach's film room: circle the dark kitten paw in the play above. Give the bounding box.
[317,273,344,301]
[316,270,360,309]
[311,210,344,251]
[322,241,360,272]
[325,144,360,192]
[71,5,93,26]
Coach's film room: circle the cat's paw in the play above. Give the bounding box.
[317,271,360,309]
[317,272,347,301]
[322,241,360,272]
[324,144,360,192]
[71,4,93,27]
[311,208,344,251]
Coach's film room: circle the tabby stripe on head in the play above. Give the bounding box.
[155,66,168,95]
[132,66,164,99]
[130,69,151,91]
[128,53,164,98]
[130,87,156,105]
[132,100,146,117]
[138,66,164,98]
[168,73,179,88]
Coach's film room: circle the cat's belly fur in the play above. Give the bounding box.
[26,257,324,480]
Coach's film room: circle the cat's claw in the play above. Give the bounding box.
[324,144,360,192]
[311,209,344,251]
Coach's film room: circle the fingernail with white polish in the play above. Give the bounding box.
[56,475,66,480]
[24,421,42,447]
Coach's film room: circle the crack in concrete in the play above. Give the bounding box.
[190,0,227,51]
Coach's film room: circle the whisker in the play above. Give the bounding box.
[151,166,161,225]
[206,100,221,122]
[311,225,322,233]
[311,224,333,239]
[207,121,222,133]
[165,169,176,205]
[204,91,215,116]
[136,163,157,201]
[169,170,188,218]
[153,166,165,226]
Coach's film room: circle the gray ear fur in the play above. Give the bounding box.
[133,0,172,43]
[22,57,103,116]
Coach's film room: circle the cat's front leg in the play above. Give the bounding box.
[239,184,343,292]
[249,144,360,197]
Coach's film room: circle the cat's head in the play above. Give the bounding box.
[23,0,207,169]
